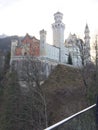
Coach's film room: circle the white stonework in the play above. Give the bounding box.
[65,33,82,66]
[10,11,91,76]
[39,12,91,67]
[46,44,59,61]
[40,29,47,56]
[10,39,18,65]
[52,12,65,48]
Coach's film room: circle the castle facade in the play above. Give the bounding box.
[10,11,91,76]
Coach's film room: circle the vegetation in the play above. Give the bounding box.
[0,40,98,130]
[0,70,47,130]
[0,62,97,130]
[42,64,96,129]
[0,72,21,130]
[67,53,73,65]
[0,56,48,130]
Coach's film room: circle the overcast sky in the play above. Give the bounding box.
[0,0,98,44]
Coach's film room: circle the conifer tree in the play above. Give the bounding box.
[68,53,73,65]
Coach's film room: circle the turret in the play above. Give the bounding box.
[39,29,47,56]
[10,39,18,65]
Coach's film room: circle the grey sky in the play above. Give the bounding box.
[0,0,19,7]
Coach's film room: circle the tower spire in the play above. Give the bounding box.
[84,23,91,63]
[84,23,90,45]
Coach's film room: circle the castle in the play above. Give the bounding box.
[10,11,91,76]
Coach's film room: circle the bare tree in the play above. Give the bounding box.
[75,39,92,95]
[94,35,98,81]
[16,56,48,129]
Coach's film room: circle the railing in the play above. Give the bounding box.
[44,104,96,130]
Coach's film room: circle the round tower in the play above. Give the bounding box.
[52,12,65,48]
[39,29,47,56]
[10,39,18,65]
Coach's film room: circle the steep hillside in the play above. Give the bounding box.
[0,64,96,130]
[0,36,23,55]
[0,37,11,53]
[42,64,93,126]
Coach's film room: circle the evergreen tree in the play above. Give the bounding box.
[68,53,73,65]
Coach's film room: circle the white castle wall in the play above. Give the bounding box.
[46,44,59,61]
[10,11,91,72]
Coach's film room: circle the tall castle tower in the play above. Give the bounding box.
[52,12,65,63]
[52,12,65,48]
[84,24,91,63]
